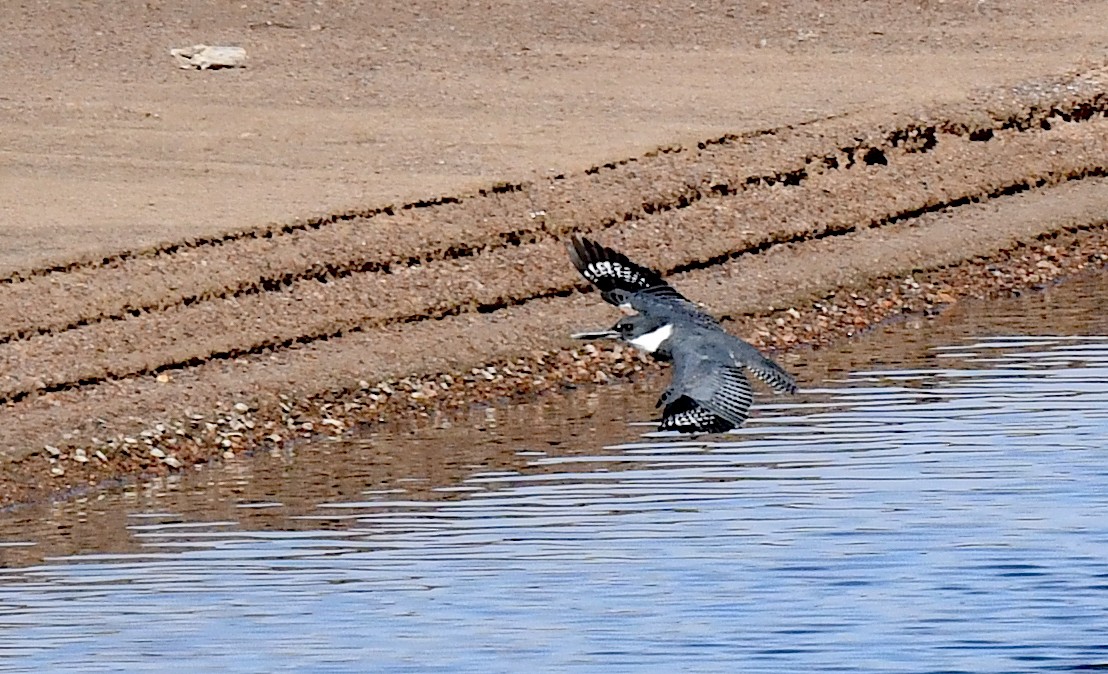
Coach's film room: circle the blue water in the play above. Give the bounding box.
[2,281,1108,673]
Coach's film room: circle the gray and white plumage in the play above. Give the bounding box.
[568,235,797,434]
[567,236,716,328]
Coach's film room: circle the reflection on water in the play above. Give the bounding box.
[2,272,1108,673]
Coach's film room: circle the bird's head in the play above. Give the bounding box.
[571,313,674,355]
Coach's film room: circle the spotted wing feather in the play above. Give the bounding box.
[567,236,677,307]
[659,396,735,434]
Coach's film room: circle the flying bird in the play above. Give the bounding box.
[568,235,797,434]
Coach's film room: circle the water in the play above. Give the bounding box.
[2,272,1108,673]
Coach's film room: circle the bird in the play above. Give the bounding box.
[567,235,797,434]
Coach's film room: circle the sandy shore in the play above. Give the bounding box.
[1,1,1107,507]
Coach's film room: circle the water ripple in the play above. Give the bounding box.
[2,330,1108,672]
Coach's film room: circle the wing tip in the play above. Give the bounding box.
[566,234,615,280]
[659,395,740,434]
[566,234,588,272]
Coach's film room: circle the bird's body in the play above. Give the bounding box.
[567,236,797,434]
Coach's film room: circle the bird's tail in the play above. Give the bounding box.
[744,353,798,394]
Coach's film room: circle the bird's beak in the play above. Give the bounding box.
[570,328,621,340]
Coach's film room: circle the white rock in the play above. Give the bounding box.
[170,45,248,70]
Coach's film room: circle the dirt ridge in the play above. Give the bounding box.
[1,67,1105,343]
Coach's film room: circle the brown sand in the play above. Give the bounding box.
[1,1,1108,506]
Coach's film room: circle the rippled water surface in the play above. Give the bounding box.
[2,273,1108,673]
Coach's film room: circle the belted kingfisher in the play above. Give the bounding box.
[568,236,797,434]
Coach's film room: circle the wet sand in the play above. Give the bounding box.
[1,1,1107,507]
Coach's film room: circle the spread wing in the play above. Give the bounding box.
[658,395,735,434]
[657,347,754,434]
[567,236,719,326]
[567,235,687,308]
